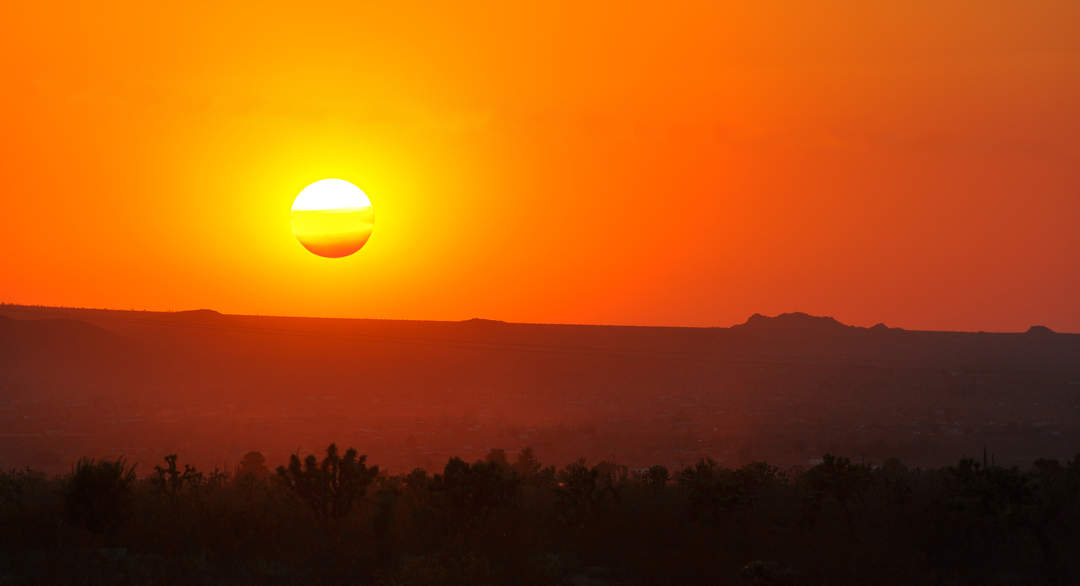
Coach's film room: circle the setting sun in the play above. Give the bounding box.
[290,179,374,258]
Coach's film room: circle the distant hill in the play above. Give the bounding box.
[0,304,1077,473]
[171,309,223,319]
[732,312,855,337]
[0,314,120,358]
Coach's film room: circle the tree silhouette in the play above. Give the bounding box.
[151,454,202,495]
[803,454,869,538]
[678,458,725,522]
[513,446,555,487]
[484,448,510,471]
[513,447,541,478]
[556,459,620,526]
[276,443,379,523]
[236,451,269,480]
[233,450,269,498]
[434,456,519,517]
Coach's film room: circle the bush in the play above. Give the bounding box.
[64,457,136,534]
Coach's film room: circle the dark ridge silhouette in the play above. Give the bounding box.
[733,311,854,335]
[171,308,223,318]
[1027,324,1056,335]
[458,317,508,325]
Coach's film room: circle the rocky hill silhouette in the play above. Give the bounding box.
[733,311,854,335]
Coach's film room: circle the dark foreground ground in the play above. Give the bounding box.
[3,445,1079,585]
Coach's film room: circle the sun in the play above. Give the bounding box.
[291,179,374,258]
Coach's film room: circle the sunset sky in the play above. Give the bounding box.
[2,1,1077,332]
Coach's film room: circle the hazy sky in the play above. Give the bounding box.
[2,1,1077,331]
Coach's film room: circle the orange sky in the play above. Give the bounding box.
[1,1,1077,332]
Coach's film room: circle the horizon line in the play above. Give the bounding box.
[0,301,1072,336]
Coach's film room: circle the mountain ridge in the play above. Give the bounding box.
[0,304,1071,335]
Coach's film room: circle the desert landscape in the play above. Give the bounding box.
[3,304,1076,475]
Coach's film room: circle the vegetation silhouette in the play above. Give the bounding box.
[63,457,136,534]
[276,443,379,524]
[2,444,1079,584]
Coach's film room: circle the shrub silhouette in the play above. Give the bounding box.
[740,560,798,586]
[276,443,379,522]
[0,466,46,512]
[641,464,670,493]
[4,448,1080,585]
[151,453,203,495]
[63,457,136,533]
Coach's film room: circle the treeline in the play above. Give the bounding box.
[2,447,1080,585]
